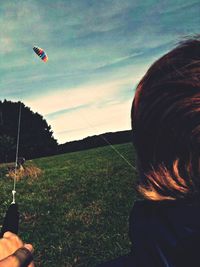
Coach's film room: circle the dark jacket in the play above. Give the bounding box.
[99,199,200,267]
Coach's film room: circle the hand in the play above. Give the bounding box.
[0,232,34,267]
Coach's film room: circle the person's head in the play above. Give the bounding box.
[131,36,200,201]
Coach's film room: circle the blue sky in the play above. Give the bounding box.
[0,0,199,144]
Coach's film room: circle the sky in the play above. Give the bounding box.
[0,0,199,144]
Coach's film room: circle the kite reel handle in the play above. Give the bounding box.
[1,203,19,237]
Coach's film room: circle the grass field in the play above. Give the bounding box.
[0,143,139,267]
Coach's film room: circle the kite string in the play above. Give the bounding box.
[12,103,22,204]
[98,134,136,171]
[80,112,136,171]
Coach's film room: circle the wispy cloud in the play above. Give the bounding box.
[25,76,135,115]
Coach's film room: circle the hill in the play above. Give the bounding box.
[0,143,138,267]
[58,130,132,154]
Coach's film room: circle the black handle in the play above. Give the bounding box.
[1,203,19,237]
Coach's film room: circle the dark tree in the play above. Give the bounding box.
[0,135,15,163]
[0,100,58,162]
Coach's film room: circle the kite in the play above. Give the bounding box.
[33,46,48,62]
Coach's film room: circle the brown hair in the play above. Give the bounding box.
[131,37,200,200]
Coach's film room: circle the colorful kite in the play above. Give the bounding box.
[33,46,48,62]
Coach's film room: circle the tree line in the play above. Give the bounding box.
[58,130,132,154]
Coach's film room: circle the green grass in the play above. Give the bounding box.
[0,143,138,267]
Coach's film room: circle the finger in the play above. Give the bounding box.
[3,232,22,245]
[0,254,20,267]
[3,232,14,239]
[0,255,16,267]
[13,247,33,267]
[2,232,23,250]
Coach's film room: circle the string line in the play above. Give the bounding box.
[80,113,137,171]
[12,102,22,203]
[98,134,136,171]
